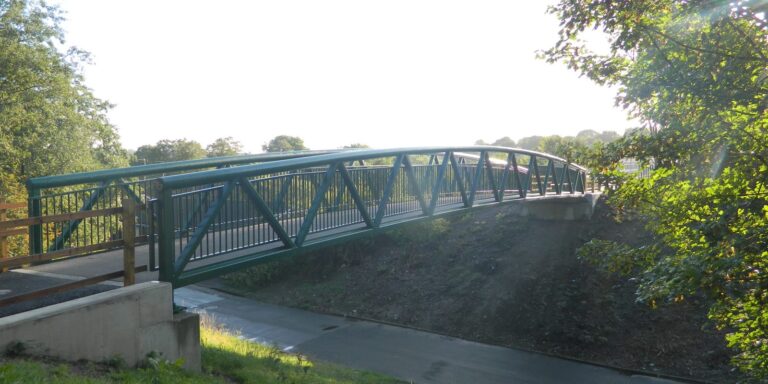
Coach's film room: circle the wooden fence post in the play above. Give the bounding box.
[0,203,7,273]
[122,198,136,286]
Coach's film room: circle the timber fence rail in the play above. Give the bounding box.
[0,199,143,308]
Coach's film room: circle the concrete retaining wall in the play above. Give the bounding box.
[506,193,599,221]
[0,281,200,371]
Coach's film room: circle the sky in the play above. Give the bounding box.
[54,0,635,153]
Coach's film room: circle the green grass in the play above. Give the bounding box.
[0,318,404,384]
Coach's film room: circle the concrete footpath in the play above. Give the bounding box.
[175,285,684,384]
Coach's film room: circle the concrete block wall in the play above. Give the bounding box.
[0,281,200,371]
[506,193,599,221]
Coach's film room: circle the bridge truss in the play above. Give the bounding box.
[151,147,587,287]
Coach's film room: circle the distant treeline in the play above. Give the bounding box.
[475,129,622,164]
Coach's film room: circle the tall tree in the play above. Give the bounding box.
[206,137,243,157]
[544,0,768,377]
[516,136,544,150]
[491,136,516,148]
[133,139,205,164]
[0,0,127,199]
[262,135,308,152]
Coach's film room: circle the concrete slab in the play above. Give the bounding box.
[177,285,686,384]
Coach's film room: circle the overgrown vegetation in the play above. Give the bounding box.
[0,318,403,384]
[543,0,768,379]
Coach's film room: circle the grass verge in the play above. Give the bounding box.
[0,316,404,384]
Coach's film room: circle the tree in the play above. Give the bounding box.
[537,135,563,155]
[597,131,620,144]
[343,143,370,149]
[575,130,600,146]
[0,0,127,200]
[262,135,308,152]
[491,136,516,148]
[516,136,544,150]
[206,137,243,157]
[133,139,205,164]
[544,0,768,377]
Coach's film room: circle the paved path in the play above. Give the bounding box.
[174,285,685,384]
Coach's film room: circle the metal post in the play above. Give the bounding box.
[122,198,136,286]
[28,187,42,255]
[156,181,176,285]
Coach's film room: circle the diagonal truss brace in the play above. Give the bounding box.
[497,152,514,202]
[174,181,235,277]
[295,163,340,246]
[529,155,543,196]
[449,152,470,207]
[510,153,526,198]
[468,151,486,205]
[373,155,404,227]
[401,156,429,216]
[238,177,296,249]
[428,152,450,214]
[337,163,374,228]
[483,152,501,202]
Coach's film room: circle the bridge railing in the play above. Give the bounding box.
[152,147,588,288]
[24,150,338,256]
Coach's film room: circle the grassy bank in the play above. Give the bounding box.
[0,317,403,384]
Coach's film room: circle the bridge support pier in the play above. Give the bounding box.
[507,193,599,221]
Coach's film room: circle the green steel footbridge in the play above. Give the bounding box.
[25,146,589,289]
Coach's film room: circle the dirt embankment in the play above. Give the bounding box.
[223,199,739,383]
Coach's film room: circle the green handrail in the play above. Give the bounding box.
[157,147,585,189]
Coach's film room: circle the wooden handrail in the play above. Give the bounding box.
[0,207,123,231]
[0,228,27,237]
[0,265,148,307]
[0,240,125,269]
[0,203,26,210]
[0,199,141,289]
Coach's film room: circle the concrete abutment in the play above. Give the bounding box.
[0,281,200,371]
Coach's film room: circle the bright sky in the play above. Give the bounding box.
[55,0,634,153]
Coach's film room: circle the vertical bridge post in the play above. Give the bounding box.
[122,198,136,286]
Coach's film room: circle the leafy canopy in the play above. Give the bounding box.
[0,0,127,199]
[262,135,308,152]
[206,136,243,157]
[543,0,768,377]
[133,139,206,164]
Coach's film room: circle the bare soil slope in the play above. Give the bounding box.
[223,199,739,382]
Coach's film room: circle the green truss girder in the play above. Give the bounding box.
[149,146,588,290]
